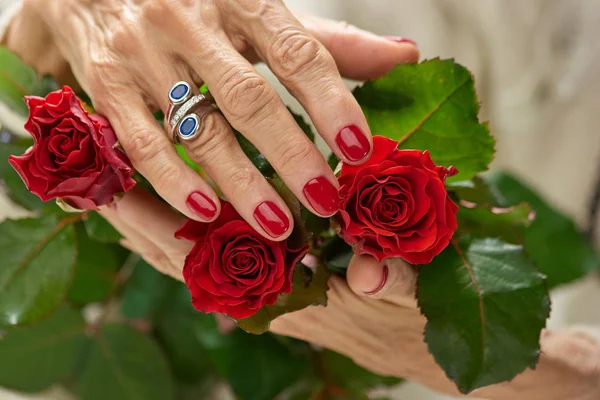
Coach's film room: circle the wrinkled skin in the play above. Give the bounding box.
[3,3,599,398]
[2,0,419,241]
[100,187,600,400]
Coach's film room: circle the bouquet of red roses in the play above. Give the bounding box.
[4,56,595,396]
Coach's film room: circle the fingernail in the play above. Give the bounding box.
[303,176,340,216]
[383,36,417,46]
[335,125,371,162]
[186,191,217,220]
[364,265,389,296]
[254,201,290,238]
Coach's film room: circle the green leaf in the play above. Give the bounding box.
[268,176,309,249]
[353,59,494,182]
[327,152,340,172]
[175,377,221,400]
[0,46,59,116]
[235,131,275,176]
[0,215,77,326]
[321,235,354,275]
[0,142,46,210]
[233,110,314,176]
[448,176,505,207]
[417,237,550,393]
[120,259,171,320]
[486,172,599,288]
[291,111,315,142]
[70,324,175,400]
[68,223,128,306]
[301,206,330,239]
[457,203,532,245]
[195,316,309,400]
[237,263,329,334]
[153,281,214,384]
[175,144,201,173]
[0,306,86,392]
[83,212,123,243]
[319,349,402,395]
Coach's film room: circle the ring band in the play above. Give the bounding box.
[166,82,217,143]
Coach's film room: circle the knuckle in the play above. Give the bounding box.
[185,114,235,162]
[218,69,277,125]
[124,127,164,166]
[141,0,173,19]
[150,161,182,195]
[86,63,132,113]
[110,23,146,57]
[228,167,258,194]
[270,31,328,78]
[277,140,318,172]
[141,0,188,27]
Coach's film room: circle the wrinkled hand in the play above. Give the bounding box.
[3,0,418,241]
[100,187,600,400]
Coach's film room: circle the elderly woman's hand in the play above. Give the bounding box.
[2,0,418,241]
[100,186,600,400]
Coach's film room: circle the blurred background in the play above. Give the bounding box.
[1,0,599,399]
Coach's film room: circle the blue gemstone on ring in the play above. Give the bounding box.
[179,116,198,138]
[170,83,190,102]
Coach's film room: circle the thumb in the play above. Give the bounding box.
[346,254,418,305]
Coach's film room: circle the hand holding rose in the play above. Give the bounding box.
[97,186,600,400]
[9,87,136,210]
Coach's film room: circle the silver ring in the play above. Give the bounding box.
[166,82,217,143]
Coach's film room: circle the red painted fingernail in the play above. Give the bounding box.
[303,176,340,216]
[186,192,217,220]
[384,36,417,46]
[254,201,290,238]
[335,125,371,162]
[364,265,389,296]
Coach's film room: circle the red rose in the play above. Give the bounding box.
[175,202,309,319]
[337,136,458,264]
[8,86,135,210]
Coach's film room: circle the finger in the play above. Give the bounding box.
[224,3,374,166]
[243,15,420,81]
[149,71,296,241]
[177,41,340,220]
[101,210,184,281]
[299,14,420,80]
[102,186,191,253]
[99,188,190,281]
[95,91,221,223]
[346,255,418,305]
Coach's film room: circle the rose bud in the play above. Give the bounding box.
[337,136,458,264]
[175,201,309,319]
[8,86,135,210]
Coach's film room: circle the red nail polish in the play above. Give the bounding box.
[254,201,290,238]
[364,265,389,296]
[186,192,217,220]
[336,125,371,162]
[303,177,339,216]
[383,36,417,46]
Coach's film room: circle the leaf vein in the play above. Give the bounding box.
[452,239,486,371]
[0,215,80,294]
[397,77,470,146]
[97,332,143,400]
